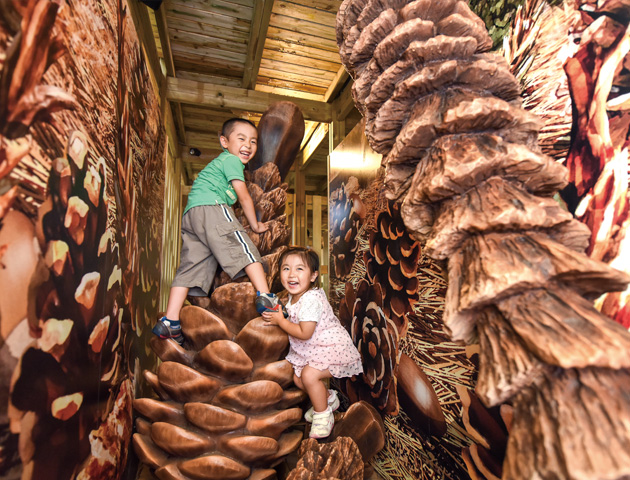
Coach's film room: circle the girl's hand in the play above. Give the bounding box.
[251,221,269,234]
[261,309,284,326]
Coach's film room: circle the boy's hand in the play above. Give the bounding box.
[251,221,269,234]
[262,309,284,326]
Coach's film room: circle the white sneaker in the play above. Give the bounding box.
[304,390,340,422]
[309,406,334,439]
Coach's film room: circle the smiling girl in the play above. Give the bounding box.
[262,246,363,439]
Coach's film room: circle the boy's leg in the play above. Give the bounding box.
[244,262,270,293]
[153,285,189,345]
[166,286,190,320]
[246,262,288,316]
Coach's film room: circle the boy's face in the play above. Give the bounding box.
[219,122,258,164]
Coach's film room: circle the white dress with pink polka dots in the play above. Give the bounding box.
[285,288,363,378]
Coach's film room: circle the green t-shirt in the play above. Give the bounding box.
[184,150,245,214]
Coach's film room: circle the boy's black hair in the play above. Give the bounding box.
[279,246,321,288]
[220,117,257,139]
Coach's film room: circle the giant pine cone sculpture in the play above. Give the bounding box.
[135,101,304,480]
[336,0,630,478]
[133,304,305,480]
[134,162,302,480]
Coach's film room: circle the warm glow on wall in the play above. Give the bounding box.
[329,149,382,172]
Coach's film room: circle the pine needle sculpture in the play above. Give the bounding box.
[336,0,630,478]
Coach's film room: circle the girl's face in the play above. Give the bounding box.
[280,254,318,303]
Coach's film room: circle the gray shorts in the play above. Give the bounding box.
[171,204,262,295]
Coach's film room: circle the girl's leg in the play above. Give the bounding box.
[301,365,332,412]
[293,373,305,391]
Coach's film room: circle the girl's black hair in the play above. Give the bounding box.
[220,117,257,138]
[279,246,320,288]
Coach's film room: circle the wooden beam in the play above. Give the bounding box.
[305,161,328,176]
[324,66,349,103]
[300,121,319,149]
[155,6,186,144]
[313,194,322,252]
[332,79,356,121]
[185,131,222,150]
[301,123,329,168]
[167,77,333,123]
[242,0,274,89]
[329,117,346,152]
[294,168,307,246]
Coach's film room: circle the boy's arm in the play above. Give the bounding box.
[232,179,269,234]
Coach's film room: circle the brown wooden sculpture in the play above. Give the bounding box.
[251,102,306,181]
[336,0,630,478]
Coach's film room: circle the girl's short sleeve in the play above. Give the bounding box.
[298,292,322,323]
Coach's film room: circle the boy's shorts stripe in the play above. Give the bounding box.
[221,204,233,222]
[235,230,257,263]
[221,205,256,263]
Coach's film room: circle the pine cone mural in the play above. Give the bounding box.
[339,279,399,415]
[339,278,445,437]
[365,200,420,336]
[9,130,130,479]
[561,0,630,328]
[330,178,366,280]
[336,0,630,478]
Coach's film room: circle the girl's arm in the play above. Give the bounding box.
[232,179,268,233]
[262,310,316,340]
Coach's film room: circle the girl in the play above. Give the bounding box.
[262,247,363,439]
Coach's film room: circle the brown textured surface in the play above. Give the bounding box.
[424,176,574,259]
[475,308,546,407]
[504,368,630,480]
[234,318,290,366]
[331,401,387,464]
[209,283,259,335]
[335,1,630,478]
[396,353,446,437]
[404,134,567,204]
[497,287,630,370]
[287,436,365,480]
[443,232,630,342]
[251,102,305,180]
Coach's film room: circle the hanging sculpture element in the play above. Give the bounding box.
[335,0,630,478]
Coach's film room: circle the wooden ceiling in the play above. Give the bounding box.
[147,0,359,195]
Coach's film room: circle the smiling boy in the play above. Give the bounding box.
[153,118,281,345]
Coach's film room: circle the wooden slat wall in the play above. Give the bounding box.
[165,0,253,81]
[258,0,342,100]
[158,0,348,187]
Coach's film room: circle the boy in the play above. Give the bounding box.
[153,118,281,345]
